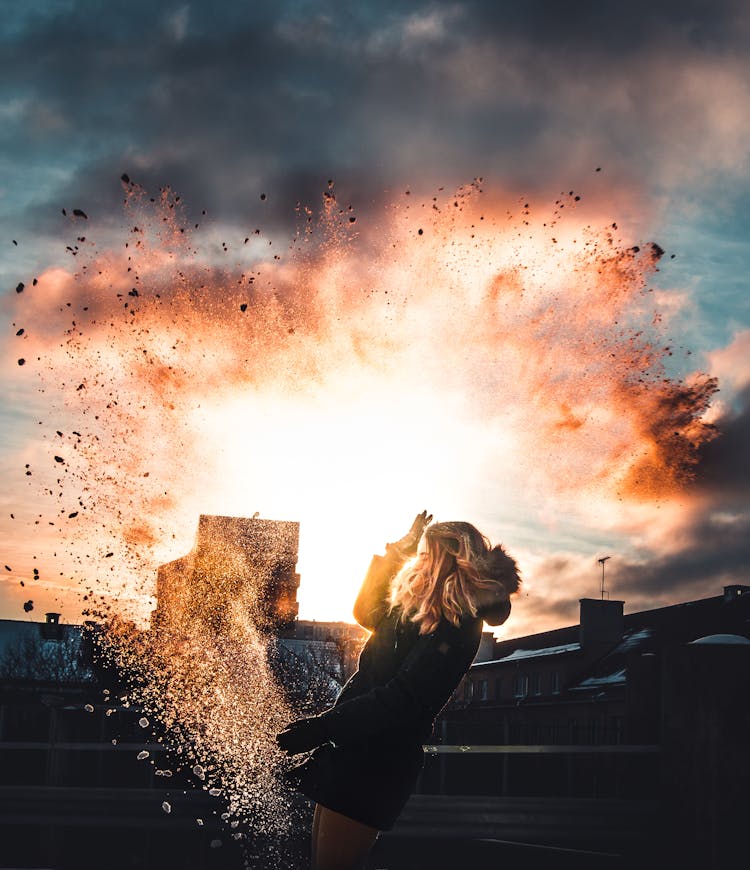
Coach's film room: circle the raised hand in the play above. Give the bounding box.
[387,510,433,559]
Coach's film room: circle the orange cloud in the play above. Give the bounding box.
[3,180,719,625]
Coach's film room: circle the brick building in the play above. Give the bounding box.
[445,584,750,751]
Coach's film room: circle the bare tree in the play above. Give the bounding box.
[270,638,343,715]
[0,631,94,684]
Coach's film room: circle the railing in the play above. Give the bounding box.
[423,743,659,754]
[415,742,661,802]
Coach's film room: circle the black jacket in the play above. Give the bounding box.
[318,554,483,747]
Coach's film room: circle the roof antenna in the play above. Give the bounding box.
[597,556,611,600]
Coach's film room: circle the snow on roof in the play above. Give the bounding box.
[690,633,750,645]
[614,628,652,652]
[474,641,581,667]
[571,668,627,690]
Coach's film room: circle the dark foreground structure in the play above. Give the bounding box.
[369,584,750,870]
[1,514,748,869]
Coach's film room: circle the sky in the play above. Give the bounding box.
[1,0,749,639]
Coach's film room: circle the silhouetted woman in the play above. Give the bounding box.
[276,512,521,870]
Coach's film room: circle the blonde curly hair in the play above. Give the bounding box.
[389,521,521,634]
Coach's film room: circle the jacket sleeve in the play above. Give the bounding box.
[352,550,405,630]
[319,620,480,741]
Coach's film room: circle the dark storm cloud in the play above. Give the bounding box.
[607,387,750,607]
[2,0,750,240]
[2,1,748,631]
[463,0,748,53]
[613,512,750,605]
[526,378,750,619]
[697,384,750,502]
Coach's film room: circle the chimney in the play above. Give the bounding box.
[579,598,624,657]
[41,612,63,641]
[723,585,750,604]
[474,631,496,663]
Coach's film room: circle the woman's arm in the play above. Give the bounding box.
[277,621,481,755]
[352,550,405,630]
[319,620,481,739]
[352,511,432,630]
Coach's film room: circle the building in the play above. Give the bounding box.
[292,620,369,681]
[11,515,746,867]
[0,612,259,868]
[392,584,750,868]
[447,584,750,750]
[151,514,301,635]
[0,514,339,869]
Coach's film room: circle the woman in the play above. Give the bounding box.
[276,511,521,870]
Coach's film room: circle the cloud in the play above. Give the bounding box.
[707,329,750,395]
[510,324,750,629]
[2,0,749,241]
[698,383,750,502]
[609,509,749,611]
[1,0,749,630]
[585,378,749,611]
[1,177,728,627]
[164,5,190,43]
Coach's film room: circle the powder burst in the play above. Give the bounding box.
[5,179,717,626]
[2,175,718,851]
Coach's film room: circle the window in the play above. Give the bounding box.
[2,705,51,742]
[512,674,528,698]
[551,671,560,694]
[477,679,488,701]
[530,673,541,696]
[464,679,473,702]
[609,716,624,744]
